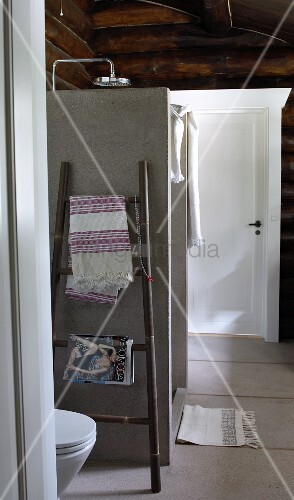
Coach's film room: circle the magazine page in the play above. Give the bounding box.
[63,334,134,385]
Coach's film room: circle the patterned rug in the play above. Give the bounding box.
[177,405,259,448]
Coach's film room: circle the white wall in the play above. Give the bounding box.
[0,0,57,498]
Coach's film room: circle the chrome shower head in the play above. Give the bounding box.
[52,57,131,91]
[93,76,131,87]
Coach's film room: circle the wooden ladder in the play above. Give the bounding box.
[51,160,161,493]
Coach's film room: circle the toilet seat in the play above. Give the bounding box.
[56,434,96,455]
[55,409,96,454]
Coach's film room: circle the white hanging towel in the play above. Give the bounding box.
[170,104,191,183]
[170,104,204,247]
[187,111,204,248]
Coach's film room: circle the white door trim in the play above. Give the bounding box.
[0,0,57,498]
[171,89,291,342]
[0,5,19,496]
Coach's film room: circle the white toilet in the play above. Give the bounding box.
[55,409,96,499]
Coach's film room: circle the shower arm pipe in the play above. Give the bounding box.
[52,58,115,91]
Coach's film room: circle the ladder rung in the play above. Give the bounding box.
[65,196,140,204]
[58,268,143,277]
[53,339,146,351]
[133,343,147,351]
[126,196,140,204]
[53,339,68,347]
[58,268,72,275]
[87,414,150,425]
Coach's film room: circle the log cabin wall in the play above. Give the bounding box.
[280,89,294,339]
[46,0,294,340]
[45,0,95,88]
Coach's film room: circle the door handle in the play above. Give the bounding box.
[249,220,262,228]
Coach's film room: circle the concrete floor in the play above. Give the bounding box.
[61,335,294,500]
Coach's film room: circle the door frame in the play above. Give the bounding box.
[0,0,57,498]
[171,89,291,342]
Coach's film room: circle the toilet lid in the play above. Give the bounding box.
[55,409,96,449]
[56,434,96,455]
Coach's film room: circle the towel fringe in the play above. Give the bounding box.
[189,236,205,248]
[73,272,134,293]
[242,411,260,449]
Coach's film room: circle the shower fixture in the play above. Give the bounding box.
[52,58,131,91]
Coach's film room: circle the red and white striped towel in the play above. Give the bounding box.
[66,195,133,304]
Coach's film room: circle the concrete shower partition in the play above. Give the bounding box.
[47,88,172,464]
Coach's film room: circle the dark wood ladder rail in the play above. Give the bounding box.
[51,161,161,493]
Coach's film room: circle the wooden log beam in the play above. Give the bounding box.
[46,71,78,90]
[72,0,95,12]
[90,24,288,55]
[281,231,294,253]
[138,0,202,16]
[91,1,196,28]
[282,154,294,183]
[230,0,294,45]
[282,128,294,153]
[88,47,294,81]
[142,0,201,17]
[45,13,94,59]
[280,252,294,277]
[200,0,232,36]
[280,298,294,317]
[281,182,294,203]
[46,41,92,89]
[279,318,294,339]
[109,76,294,92]
[281,204,294,230]
[279,277,294,298]
[45,0,94,40]
[283,104,294,128]
[280,255,294,277]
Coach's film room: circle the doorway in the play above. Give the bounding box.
[171,88,291,342]
[188,110,265,335]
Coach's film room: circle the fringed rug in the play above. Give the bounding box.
[177,405,259,448]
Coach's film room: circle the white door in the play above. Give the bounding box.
[188,111,265,335]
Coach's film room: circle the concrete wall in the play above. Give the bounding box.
[47,88,171,464]
[171,113,187,393]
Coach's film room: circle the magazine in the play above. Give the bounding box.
[63,334,134,385]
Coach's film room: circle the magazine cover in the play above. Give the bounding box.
[63,334,134,385]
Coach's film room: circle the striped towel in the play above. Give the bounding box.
[66,195,133,303]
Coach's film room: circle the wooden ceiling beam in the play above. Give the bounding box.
[283,103,294,128]
[123,0,202,17]
[230,0,294,45]
[200,0,232,35]
[92,0,232,36]
[45,0,94,41]
[90,24,287,55]
[92,0,294,45]
[46,40,92,89]
[45,13,95,59]
[126,75,294,90]
[281,154,294,182]
[91,1,196,28]
[46,71,79,91]
[282,129,294,154]
[72,0,95,12]
[87,47,294,81]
